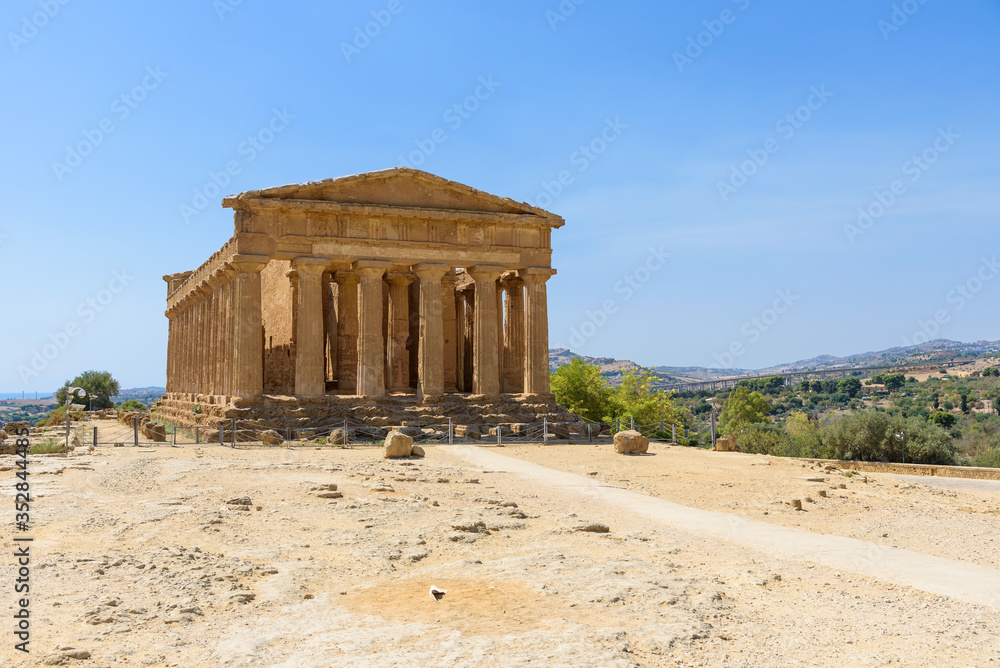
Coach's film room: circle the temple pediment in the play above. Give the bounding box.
[223,168,561,224]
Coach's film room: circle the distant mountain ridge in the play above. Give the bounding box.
[551,339,1000,383]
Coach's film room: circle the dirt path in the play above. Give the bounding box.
[446,445,1000,610]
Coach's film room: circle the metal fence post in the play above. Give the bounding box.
[232,419,237,448]
[497,424,502,447]
[344,418,348,447]
[543,418,548,445]
[630,416,635,431]
[93,426,98,448]
[195,426,200,444]
[132,418,139,447]
[672,424,677,442]
[219,424,224,446]
[616,417,620,434]
[587,423,592,443]
[172,426,176,446]
[448,418,453,445]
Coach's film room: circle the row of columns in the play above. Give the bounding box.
[167,255,553,401]
[166,254,267,398]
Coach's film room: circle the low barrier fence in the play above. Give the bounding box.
[46,413,708,449]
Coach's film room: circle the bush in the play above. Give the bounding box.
[118,399,147,412]
[972,449,1000,468]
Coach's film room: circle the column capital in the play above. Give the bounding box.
[413,263,450,280]
[386,272,415,287]
[229,254,270,273]
[519,267,556,284]
[333,270,359,286]
[291,257,330,275]
[500,272,525,289]
[469,265,505,282]
[354,259,392,278]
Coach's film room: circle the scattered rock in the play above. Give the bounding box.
[410,444,426,458]
[715,435,739,452]
[574,522,610,533]
[613,430,649,454]
[258,429,284,446]
[791,499,803,510]
[383,431,414,459]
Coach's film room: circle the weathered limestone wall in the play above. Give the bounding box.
[261,259,294,395]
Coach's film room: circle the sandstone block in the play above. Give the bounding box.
[613,430,649,454]
[715,435,739,452]
[259,429,284,445]
[384,431,414,458]
[329,428,347,445]
[411,445,426,458]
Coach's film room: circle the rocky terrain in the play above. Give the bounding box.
[2,440,1000,666]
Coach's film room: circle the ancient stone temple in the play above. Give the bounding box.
[156,168,580,432]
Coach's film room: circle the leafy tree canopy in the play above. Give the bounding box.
[55,371,120,410]
[719,386,771,434]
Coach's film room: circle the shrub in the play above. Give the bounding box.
[118,399,147,412]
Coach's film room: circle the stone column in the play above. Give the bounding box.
[386,273,414,392]
[230,255,269,398]
[461,289,475,392]
[205,276,219,395]
[165,308,175,393]
[193,286,208,396]
[334,271,359,394]
[522,268,556,395]
[442,272,458,393]
[497,281,505,392]
[222,267,236,397]
[178,302,187,394]
[325,275,337,384]
[184,298,194,395]
[292,258,329,397]
[502,275,525,393]
[355,261,391,396]
[469,265,504,395]
[413,264,448,401]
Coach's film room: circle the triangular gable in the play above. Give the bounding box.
[225,168,560,221]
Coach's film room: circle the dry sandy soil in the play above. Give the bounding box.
[3,436,1000,667]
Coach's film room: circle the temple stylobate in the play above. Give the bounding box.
[161,168,562,411]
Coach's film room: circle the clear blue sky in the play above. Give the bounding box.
[2,0,999,391]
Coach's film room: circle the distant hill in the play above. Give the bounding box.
[551,339,1000,385]
[112,387,166,406]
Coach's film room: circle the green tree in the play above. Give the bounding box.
[930,411,958,429]
[55,371,120,410]
[961,393,970,415]
[118,399,147,412]
[550,359,611,423]
[607,368,685,428]
[883,373,906,392]
[837,377,862,398]
[982,367,1000,377]
[719,386,772,434]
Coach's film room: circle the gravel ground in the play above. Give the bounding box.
[1,439,998,666]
